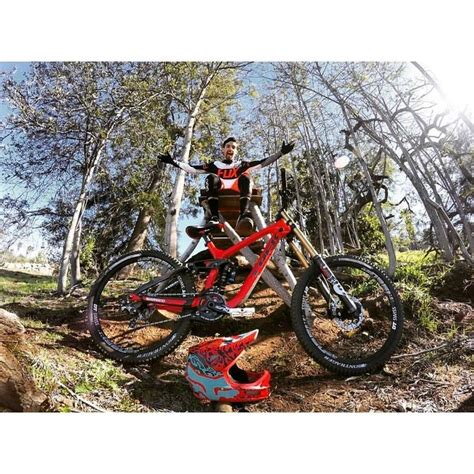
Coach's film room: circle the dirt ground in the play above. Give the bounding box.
[2,271,472,413]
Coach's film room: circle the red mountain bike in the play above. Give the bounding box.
[87,173,404,376]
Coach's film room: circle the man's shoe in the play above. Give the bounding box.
[208,215,220,226]
[236,213,254,232]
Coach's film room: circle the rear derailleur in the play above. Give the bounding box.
[120,298,154,328]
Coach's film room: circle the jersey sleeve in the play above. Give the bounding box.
[241,151,283,172]
[176,162,208,175]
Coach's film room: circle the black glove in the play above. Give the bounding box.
[281,141,295,155]
[158,152,175,165]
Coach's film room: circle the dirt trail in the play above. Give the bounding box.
[1,269,472,412]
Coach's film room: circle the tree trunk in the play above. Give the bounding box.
[351,142,397,276]
[57,187,88,294]
[57,144,106,294]
[70,214,83,286]
[382,80,470,254]
[355,92,455,262]
[313,68,397,275]
[289,73,338,253]
[291,68,344,252]
[163,70,218,258]
[125,168,165,253]
[266,166,273,221]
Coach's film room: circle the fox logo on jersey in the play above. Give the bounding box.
[217,168,238,179]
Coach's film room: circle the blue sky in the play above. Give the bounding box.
[0,62,30,114]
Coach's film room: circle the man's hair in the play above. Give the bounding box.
[222,136,238,147]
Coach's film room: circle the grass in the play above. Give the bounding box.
[19,343,138,411]
[0,269,56,303]
[375,251,451,333]
[2,252,471,412]
[72,359,129,394]
[0,268,150,412]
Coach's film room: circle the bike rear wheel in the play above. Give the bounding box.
[291,255,404,375]
[87,250,195,363]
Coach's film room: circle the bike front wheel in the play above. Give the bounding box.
[291,255,404,375]
[87,250,196,363]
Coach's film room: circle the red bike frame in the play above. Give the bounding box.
[131,217,292,313]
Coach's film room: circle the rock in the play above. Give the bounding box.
[214,402,234,412]
[434,261,473,301]
[0,308,47,411]
[435,301,474,325]
[0,308,25,342]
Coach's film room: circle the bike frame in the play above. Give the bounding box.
[130,207,358,315]
[131,217,293,313]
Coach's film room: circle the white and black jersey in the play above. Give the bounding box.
[169,151,283,179]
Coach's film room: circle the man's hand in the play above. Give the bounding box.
[157,152,175,165]
[281,141,295,155]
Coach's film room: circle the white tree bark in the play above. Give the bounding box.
[57,105,127,293]
[70,212,83,286]
[356,94,455,261]
[57,156,101,294]
[314,71,398,275]
[163,69,219,258]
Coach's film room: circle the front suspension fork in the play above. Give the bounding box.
[312,255,358,313]
[282,210,358,314]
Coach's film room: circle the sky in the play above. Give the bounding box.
[420,60,474,114]
[0,63,51,255]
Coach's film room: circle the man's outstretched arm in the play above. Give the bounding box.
[243,141,295,171]
[158,153,208,175]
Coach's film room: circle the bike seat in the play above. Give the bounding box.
[185,222,222,239]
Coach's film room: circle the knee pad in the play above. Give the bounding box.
[238,174,252,196]
[205,174,221,195]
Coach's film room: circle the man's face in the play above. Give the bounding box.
[222,141,238,162]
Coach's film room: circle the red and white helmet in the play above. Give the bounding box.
[185,329,271,403]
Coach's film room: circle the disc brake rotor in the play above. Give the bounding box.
[330,297,365,332]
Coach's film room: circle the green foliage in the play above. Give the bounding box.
[357,208,386,253]
[0,269,55,303]
[72,360,128,394]
[396,209,418,251]
[381,251,453,332]
[399,283,438,332]
[80,234,96,275]
[26,346,129,398]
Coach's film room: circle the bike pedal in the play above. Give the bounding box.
[228,307,255,318]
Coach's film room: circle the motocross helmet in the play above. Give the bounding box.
[185,329,270,403]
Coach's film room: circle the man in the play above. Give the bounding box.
[158,137,295,231]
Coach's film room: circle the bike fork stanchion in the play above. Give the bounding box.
[250,202,297,290]
[223,221,292,307]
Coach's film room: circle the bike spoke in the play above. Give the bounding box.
[302,264,395,362]
[91,254,195,359]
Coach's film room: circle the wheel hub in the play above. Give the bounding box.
[329,297,365,331]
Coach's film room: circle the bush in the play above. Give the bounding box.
[80,234,98,277]
[357,210,385,254]
[379,251,453,332]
